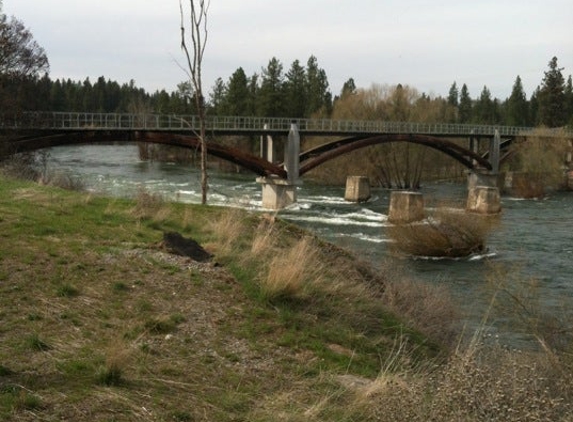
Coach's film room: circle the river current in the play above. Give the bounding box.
[45,144,573,347]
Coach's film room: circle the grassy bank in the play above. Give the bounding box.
[1,175,573,421]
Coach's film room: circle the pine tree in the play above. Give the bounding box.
[224,67,249,116]
[506,76,529,126]
[447,82,459,107]
[305,56,331,116]
[284,59,307,117]
[565,75,573,125]
[257,57,284,117]
[458,84,472,123]
[538,56,566,127]
[209,77,226,115]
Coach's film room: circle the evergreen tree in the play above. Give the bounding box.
[257,57,284,117]
[458,83,472,123]
[284,59,307,117]
[447,82,459,107]
[224,67,250,116]
[506,76,529,126]
[565,75,573,125]
[340,78,357,98]
[305,55,332,116]
[50,79,66,111]
[473,86,498,124]
[529,88,540,126]
[446,82,459,123]
[246,74,259,116]
[209,77,226,115]
[538,56,567,127]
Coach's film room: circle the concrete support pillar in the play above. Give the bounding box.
[257,177,298,210]
[344,176,371,202]
[466,186,501,214]
[285,123,300,183]
[489,130,501,174]
[388,191,425,224]
[467,171,501,189]
[260,123,274,163]
[256,123,301,210]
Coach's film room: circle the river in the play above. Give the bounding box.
[44,144,573,348]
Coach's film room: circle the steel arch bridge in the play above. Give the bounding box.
[3,111,570,178]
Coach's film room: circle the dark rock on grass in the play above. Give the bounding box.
[161,232,212,262]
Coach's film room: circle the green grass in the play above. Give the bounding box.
[0,174,447,421]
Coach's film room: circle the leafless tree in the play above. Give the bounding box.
[179,0,209,204]
[0,13,49,78]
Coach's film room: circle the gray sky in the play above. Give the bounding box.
[4,0,573,100]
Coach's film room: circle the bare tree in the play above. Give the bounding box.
[179,0,209,204]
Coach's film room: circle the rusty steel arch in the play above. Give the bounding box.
[3,130,287,178]
[298,134,492,176]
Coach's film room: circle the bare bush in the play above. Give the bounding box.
[388,206,497,257]
[506,130,570,197]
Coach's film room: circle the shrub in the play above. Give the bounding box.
[388,206,496,258]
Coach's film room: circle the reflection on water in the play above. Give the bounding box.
[47,144,573,348]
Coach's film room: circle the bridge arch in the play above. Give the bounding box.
[4,130,287,178]
[298,134,492,176]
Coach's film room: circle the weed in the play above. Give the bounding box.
[144,317,176,334]
[111,281,129,292]
[0,387,43,413]
[56,283,80,298]
[95,362,124,387]
[25,333,51,352]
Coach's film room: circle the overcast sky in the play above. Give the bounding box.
[4,0,573,100]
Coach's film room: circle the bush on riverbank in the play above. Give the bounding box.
[505,129,571,198]
[387,203,497,258]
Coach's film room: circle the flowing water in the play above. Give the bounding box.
[45,144,573,347]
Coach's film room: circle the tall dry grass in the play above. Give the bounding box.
[334,331,573,421]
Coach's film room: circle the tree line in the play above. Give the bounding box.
[1,3,572,129]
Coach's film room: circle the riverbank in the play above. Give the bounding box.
[1,175,573,421]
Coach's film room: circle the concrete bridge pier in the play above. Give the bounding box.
[260,123,275,163]
[467,186,501,214]
[257,123,301,210]
[388,191,425,223]
[467,172,502,215]
[344,176,371,202]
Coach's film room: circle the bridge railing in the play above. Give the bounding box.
[2,112,573,138]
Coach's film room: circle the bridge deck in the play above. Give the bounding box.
[2,112,572,138]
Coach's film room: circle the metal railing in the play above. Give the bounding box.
[2,112,572,138]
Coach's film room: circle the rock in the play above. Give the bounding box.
[161,232,212,262]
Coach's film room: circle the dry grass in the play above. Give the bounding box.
[380,276,461,348]
[130,187,169,221]
[206,206,250,256]
[261,236,323,301]
[388,205,497,257]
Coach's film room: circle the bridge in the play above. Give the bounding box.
[2,112,572,209]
